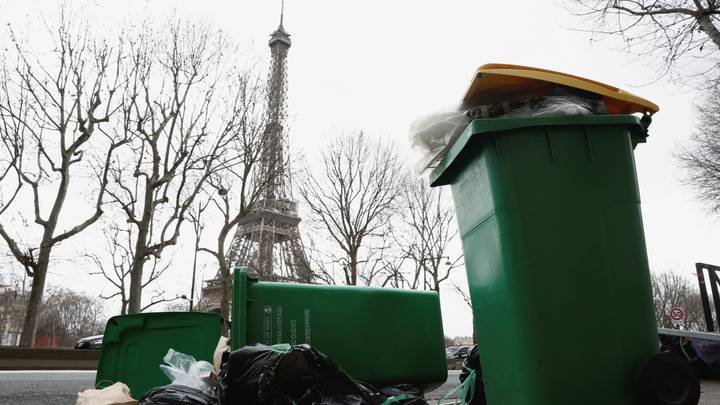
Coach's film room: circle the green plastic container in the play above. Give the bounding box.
[231,268,447,387]
[96,312,223,398]
[430,116,658,405]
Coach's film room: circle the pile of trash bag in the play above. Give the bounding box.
[218,343,427,405]
[96,343,430,405]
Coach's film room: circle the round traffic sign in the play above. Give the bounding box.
[670,307,685,321]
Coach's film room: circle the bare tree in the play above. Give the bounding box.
[451,281,476,343]
[302,236,338,285]
[86,225,132,315]
[193,71,276,329]
[85,223,175,315]
[451,282,473,310]
[36,287,105,347]
[678,86,720,211]
[186,200,209,313]
[0,14,127,346]
[105,20,243,314]
[376,247,409,289]
[300,132,405,286]
[651,271,706,330]
[570,1,720,84]
[397,176,462,292]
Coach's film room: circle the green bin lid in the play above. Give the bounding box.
[429,115,647,187]
[96,312,223,398]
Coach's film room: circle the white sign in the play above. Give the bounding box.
[670,307,685,325]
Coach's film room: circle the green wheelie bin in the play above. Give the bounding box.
[95,312,223,398]
[430,115,697,405]
[231,267,447,387]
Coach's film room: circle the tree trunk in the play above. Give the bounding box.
[127,253,145,314]
[120,299,127,316]
[127,223,149,314]
[127,180,155,314]
[18,247,50,347]
[349,249,358,286]
[697,14,720,51]
[217,225,231,335]
[219,261,230,336]
[19,167,69,347]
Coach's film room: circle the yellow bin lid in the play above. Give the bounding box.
[463,63,659,116]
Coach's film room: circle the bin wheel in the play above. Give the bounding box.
[633,352,700,405]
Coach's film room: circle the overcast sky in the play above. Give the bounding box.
[0,0,716,337]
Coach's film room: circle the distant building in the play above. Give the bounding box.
[0,285,25,346]
[452,336,474,346]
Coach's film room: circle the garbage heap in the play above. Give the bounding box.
[79,343,429,405]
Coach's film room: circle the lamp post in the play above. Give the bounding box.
[180,295,192,312]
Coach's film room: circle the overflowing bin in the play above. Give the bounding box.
[428,65,699,405]
[231,267,447,387]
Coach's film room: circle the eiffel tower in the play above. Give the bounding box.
[198,4,312,312]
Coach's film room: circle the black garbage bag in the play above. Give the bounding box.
[377,384,428,405]
[659,332,720,379]
[458,345,487,405]
[217,344,286,405]
[218,344,379,405]
[138,384,218,405]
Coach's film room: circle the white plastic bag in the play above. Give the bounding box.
[409,92,609,174]
[213,336,230,374]
[159,348,215,393]
[76,381,137,405]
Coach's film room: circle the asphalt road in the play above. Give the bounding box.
[0,370,719,404]
[0,370,97,405]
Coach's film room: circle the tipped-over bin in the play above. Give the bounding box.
[231,267,447,387]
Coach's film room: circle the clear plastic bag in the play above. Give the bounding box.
[409,89,609,174]
[408,103,470,175]
[159,348,215,393]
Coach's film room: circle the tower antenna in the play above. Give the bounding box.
[280,0,285,27]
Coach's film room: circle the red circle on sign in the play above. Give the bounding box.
[670,307,684,321]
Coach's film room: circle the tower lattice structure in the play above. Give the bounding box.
[198,8,312,312]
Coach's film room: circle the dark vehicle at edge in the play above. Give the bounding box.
[446,345,471,359]
[74,334,102,350]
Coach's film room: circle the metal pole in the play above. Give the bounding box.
[190,230,200,312]
[707,267,720,331]
[697,263,720,332]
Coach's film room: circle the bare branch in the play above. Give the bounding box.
[300,133,405,285]
[567,1,720,86]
